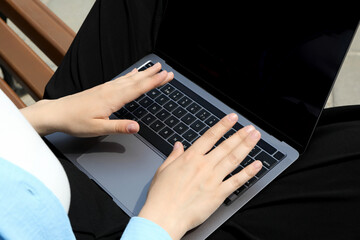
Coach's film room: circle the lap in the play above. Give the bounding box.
[45,0,360,239]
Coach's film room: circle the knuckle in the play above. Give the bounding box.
[243,164,256,179]
[227,152,239,166]
[218,141,231,153]
[231,175,244,188]
[244,134,259,149]
[204,128,218,140]
[219,117,231,129]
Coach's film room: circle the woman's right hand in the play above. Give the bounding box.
[138,113,262,240]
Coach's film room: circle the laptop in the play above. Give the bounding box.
[46,2,359,239]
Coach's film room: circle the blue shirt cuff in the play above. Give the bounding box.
[121,216,172,240]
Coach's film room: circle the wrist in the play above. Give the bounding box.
[138,204,188,240]
[20,99,62,136]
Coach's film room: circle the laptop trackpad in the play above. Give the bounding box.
[77,134,164,216]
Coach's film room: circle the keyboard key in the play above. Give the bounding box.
[256,151,277,169]
[138,66,146,71]
[173,106,187,118]
[150,120,165,132]
[190,120,206,132]
[173,122,189,134]
[147,89,161,99]
[181,113,196,125]
[258,139,277,155]
[168,134,183,145]
[164,116,180,127]
[255,166,268,178]
[178,96,192,107]
[144,62,154,68]
[205,116,219,127]
[182,141,191,150]
[125,101,139,112]
[138,96,153,108]
[142,113,156,125]
[169,90,184,101]
[274,151,285,160]
[155,94,170,105]
[183,129,198,142]
[196,109,211,121]
[244,176,257,187]
[156,109,171,121]
[224,193,239,205]
[133,107,147,118]
[148,103,162,114]
[161,84,175,95]
[187,102,201,114]
[163,100,179,112]
[159,127,174,139]
[234,185,247,195]
[249,146,261,157]
[138,122,173,157]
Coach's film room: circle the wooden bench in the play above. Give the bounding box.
[0,0,76,108]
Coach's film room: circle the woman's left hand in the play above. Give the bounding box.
[21,63,173,136]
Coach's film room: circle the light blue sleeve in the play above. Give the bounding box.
[0,158,75,240]
[121,217,172,240]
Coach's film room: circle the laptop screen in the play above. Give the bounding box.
[155,2,359,153]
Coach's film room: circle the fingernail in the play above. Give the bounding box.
[127,123,138,133]
[227,113,238,122]
[249,130,260,140]
[253,160,262,170]
[173,141,181,150]
[243,125,255,133]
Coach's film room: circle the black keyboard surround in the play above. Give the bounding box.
[114,61,286,204]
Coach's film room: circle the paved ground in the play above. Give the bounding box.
[6,0,360,108]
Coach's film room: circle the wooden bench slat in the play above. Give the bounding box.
[0,76,26,109]
[0,0,75,65]
[0,18,53,100]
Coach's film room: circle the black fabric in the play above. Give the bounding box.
[209,109,360,239]
[44,0,360,239]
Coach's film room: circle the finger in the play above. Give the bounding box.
[157,142,184,172]
[190,113,238,155]
[214,129,261,179]
[122,68,174,103]
[137,62,163,78]
[206,125,255,163]
[94,119,140,135]
[123,68,138,78]
[135,63,174,88]
[220,160,262,197]
[158,71,174,86]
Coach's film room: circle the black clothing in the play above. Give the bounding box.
[45,1,360,239]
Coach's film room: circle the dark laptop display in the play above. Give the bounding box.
[155,2,359,153]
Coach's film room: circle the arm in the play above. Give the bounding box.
[20,63,173,137]
[21,62,261,239]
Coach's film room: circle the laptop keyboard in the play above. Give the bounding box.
[114,61,286,205]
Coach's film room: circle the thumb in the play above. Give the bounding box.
[96,119,140,135]
[158,142,184,172]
